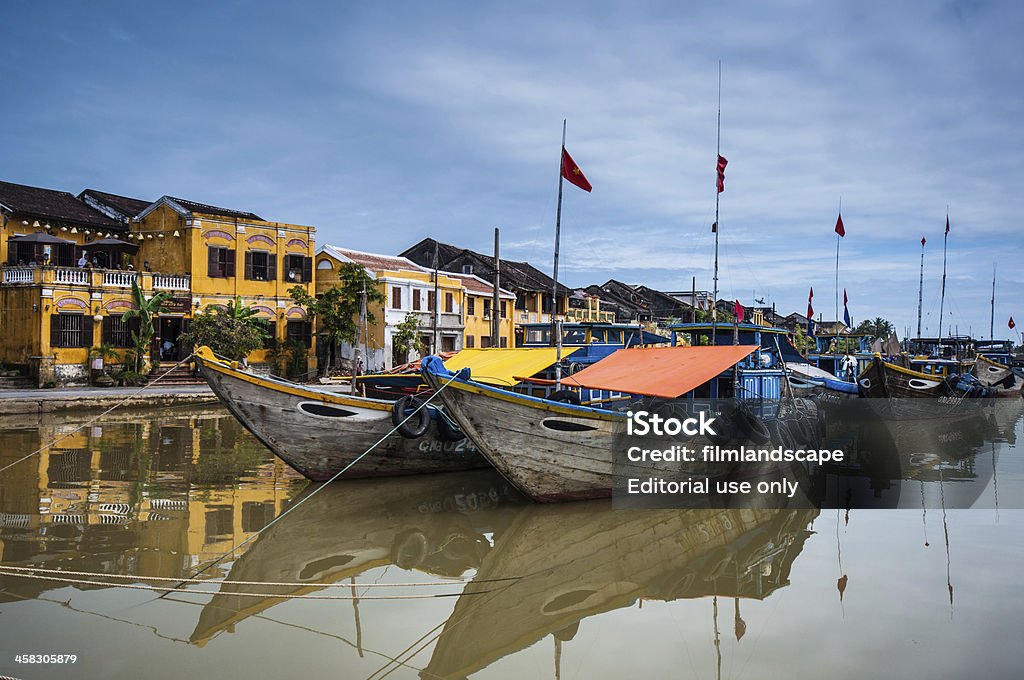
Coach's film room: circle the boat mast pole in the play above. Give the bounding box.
[352,279,366,395]
[711,62,722,342]
[916,237,925,337]
[834,197,841,355]
[432,240,440,354]
[938,209,949,340]
[990,263,996,342]
[553,120,566,389]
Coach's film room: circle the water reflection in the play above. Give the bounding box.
[0,407,308,596]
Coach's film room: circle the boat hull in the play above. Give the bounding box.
[972,355,1024,397]
[196,350,487,480]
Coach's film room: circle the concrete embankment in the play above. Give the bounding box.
[0,385,218,416]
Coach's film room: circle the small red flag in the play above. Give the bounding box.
[734,299,745,323]
[843,288,848,306]
[711,221,717,233]
[1010,317,1016,330]
[945,215,950,235]
[561,148,592,192]
[807,287,814,319]
[921,236,926,247]
[835,213,845,237]
[716,155,728,193]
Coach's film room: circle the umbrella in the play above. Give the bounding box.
[7,232,75,245]
[86,237,139,255]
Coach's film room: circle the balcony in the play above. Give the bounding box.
[0,266,191,294]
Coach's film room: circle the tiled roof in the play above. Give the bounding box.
[166,196,264,221]
[0,180,123,229]
[320,245,426,274]
[446,272,514,298]
[79,189,152,220]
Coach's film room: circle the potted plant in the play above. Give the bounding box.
[88,343,119,387]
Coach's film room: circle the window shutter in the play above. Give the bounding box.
[50,314,61,348]
[82,315,93,348]
[102,317,113,344]
[304,321,312,348]
[267,254,277,281]
[244,251,253,280]
[302,257,313,283]
[208,247,218,277]
[129,316,141,339]
[225,249,237,277]
[445,292,453,313]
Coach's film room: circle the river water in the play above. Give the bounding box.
[1,403,1023,679]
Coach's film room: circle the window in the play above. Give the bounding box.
[427,290,436,311]
[462,264,473,274]
[465,335,475,348]
[51,313,91,348]
[391,287,402,309]
[501,301,508,318]
[444,292,453,313]
[102,315,137,348]
[413,289,421,311]
[481,335,492,348]
[483,299,491,319]
[467,297,475,315]
[441,336,456,352]
[283,254,312,283]
[255,318,276,349]
[207,246,236,278]
[286,320,312,348]
[245,251,276,281]
[515,295,527,311]
[499,336,508,348]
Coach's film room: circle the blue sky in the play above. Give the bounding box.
[2,1,1022,339]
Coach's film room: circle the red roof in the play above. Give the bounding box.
[325,246,425,274]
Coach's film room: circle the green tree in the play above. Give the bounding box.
[855,317,895,340]
[179,296,268,361]
[792,323,814,357]
[393,312,425,363]
[121,279,171,372]
[289,262,384,369]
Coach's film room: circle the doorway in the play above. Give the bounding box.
[159,317,184,361]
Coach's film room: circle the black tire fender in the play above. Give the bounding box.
[550,389,581,405]
[735,408,771,444]
[392,395,431,438]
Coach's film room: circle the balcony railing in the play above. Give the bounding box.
[54,268,90,285]
[103,271,138,288]
[2,267,34,284]
[153,274,190,291]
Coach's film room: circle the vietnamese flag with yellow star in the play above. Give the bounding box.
[561,148,592,192]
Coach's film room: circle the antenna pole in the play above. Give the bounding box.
[711,61,722,341]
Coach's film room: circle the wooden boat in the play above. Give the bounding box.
[195,347,487,480]
[972,354,1024,397]
[423,503,819,679]
[787,362,859,404]
[422,346,796,502]
[856,354,992,419]
[190,471,523,646]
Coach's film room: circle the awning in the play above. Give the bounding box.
[445,347,580,387]
[559,345,759,398]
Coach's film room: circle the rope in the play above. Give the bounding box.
[0,564,521,588]
[0,352,198,475]
[0,568,489,600]
[156,367,465,597]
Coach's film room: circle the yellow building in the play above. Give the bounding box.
[448,272,516,348]
[316,246,468,370]
[1,182,316,385]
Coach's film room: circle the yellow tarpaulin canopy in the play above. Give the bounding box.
[445,347,580,387]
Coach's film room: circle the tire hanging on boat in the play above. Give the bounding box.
[392,395,431,439]
[733,408,771,444]
[549,389,582,405]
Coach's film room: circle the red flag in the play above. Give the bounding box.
[561,148,592,192]
[921,236,926,247]
[734,299,745,323]
[807,287,814,319]
[945,215,950,235]
[716,155,728,193]
[835,213,845,237]
[843,288,848,306]
[711,221,717,233]
[1010,317,1016,330]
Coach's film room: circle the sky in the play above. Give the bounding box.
[2,0,1022,340]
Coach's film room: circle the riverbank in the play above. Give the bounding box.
[0,384,217,416]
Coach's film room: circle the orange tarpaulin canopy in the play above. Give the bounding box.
[560,345,760,398]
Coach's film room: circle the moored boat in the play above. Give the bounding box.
[857,354,993,419]
[972,353,1024,397]
[195,347,487,480]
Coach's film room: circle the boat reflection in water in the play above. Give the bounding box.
[190,471,523,646]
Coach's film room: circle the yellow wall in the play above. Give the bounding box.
[463,292,515,348]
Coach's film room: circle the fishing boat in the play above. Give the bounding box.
[856,354,994,420]
[194,346,488,480]
[971,353,1024,397]
[423,503,819,679]
[422,345,812,502]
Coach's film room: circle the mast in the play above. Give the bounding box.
[553,120,567,388]
[938,209,949,340]
[351,280,366,395]
[990,263,996,342]
[711,61,722,341]
[834,197,842,354]
[492,227,501,347]
[916,237,925,337]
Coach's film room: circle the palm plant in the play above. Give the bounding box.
[121,279,171,373]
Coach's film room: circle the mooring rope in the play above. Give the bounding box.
[0,564,521,588]
[0,351,200,474]
[154,367,466,598]
[0,568,493,600]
